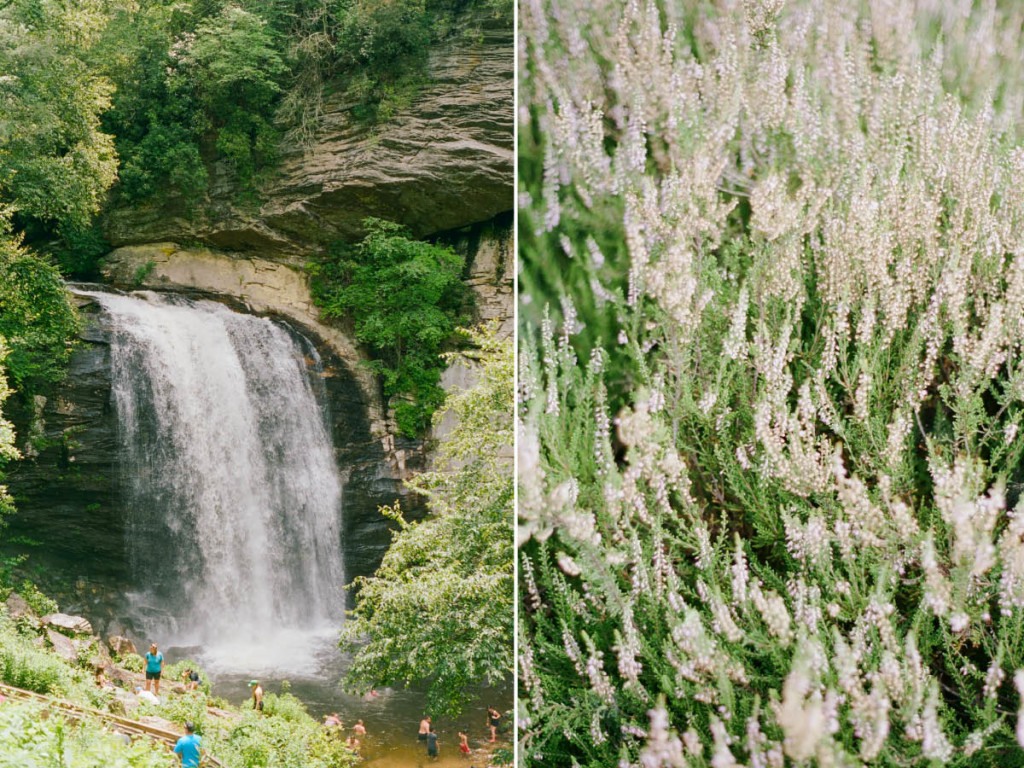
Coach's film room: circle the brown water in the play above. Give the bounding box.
[166,641,513,768]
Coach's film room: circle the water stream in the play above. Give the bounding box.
[78,289,345,675]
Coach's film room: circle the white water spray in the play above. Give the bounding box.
[80,289,345,675]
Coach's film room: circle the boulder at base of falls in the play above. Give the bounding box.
[107,635,137,657]
[42,613,93,635]
[47,629,79,662]
[107,665,138,688]
[4,593,37,622]
[89,642,113,672]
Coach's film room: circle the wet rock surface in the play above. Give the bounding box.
[2,291,427,622]
[103,12,512,259]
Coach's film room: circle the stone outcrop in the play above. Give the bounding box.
[100,242,387,434]
[42,612,94,635]
[5,593,36,622]
[108,635,138,657]
[103,12,513,260]
[47,628,79,662]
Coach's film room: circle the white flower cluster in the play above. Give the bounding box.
[519,0,1024,764]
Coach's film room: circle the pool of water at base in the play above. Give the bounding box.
[161,636,512,768]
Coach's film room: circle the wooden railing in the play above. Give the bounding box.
[0,681,228,767]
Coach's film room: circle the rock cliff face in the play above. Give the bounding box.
[4,219,510,614]
[3,293,429,615]
[103,13,513,260]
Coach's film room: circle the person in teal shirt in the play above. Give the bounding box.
[173,722,202,768]
[144,643,164,695]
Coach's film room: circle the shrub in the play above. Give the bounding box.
[0,700,176,767]
[119,654,144,673]
[0,240,81,390]
[220,711,359,768]
[309,218,469,436]
[0,621,74,695]
[154,691,209,735]
[261,690,310,722]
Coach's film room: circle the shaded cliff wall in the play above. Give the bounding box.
[102,12,513,260]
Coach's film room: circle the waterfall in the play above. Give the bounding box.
[79,289,345,674]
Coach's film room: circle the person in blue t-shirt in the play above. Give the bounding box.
[144,643,164,696]
[173,722,202,768]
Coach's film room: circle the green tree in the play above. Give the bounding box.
[0,0,118,237]
[310,218,468,436]
[169,4,288,184]
[97,1,209,205]
[0,224,80,389]
[342,324,512,716]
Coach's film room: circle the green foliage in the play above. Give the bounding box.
[0,0,118,238]
[96,1,208,204]
[343,324,512,716]
[142,690,209,734]
[13,581,57,617]
[0,619,74,695]
[218,710,359,768]
[171,6,287,184]
[260,690,310,722]
[132,261,157,286]
[310,218,469,436]
[0,700,177,768]
[118,653,145,673]
[0,236,81,389]
[55,223,110,279]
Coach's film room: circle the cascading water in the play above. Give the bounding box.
[77,289,345,675]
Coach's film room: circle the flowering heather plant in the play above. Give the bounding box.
[518,0,1024,765]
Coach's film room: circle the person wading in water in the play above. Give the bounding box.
[418,715,431,743]
[487,707,501,743]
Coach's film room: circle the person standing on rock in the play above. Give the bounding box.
[144,643,163,696]
[173,721,202,768]
[249,680,264,712]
